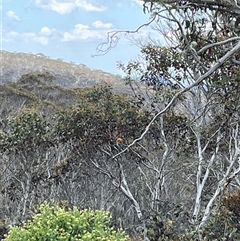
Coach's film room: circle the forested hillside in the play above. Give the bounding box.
[1,0,240,240]
[0,71,161,239]
[1,51,133,93]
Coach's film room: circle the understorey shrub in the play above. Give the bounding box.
[4,202,129,241]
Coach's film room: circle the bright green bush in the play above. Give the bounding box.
[4,202,128,241]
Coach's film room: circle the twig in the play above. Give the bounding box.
[93,17,157,57]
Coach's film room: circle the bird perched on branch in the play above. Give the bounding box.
[117,137,124,143]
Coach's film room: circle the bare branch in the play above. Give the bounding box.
[112,40,240,160]
[232,55,240,64]
[199,143,240,228]
[198,37,240,55]
[93,17,157,57]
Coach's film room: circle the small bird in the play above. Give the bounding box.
[117,137,123,143]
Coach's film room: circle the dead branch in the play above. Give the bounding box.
[93,17,157,57]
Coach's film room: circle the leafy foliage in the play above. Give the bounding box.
[223,188,240,219]
[4,202,128,241]
[55,86,150,148]
[0,109,52,151]
[143,204,240,241]
[117,0,240,239]
[1,1,240,240]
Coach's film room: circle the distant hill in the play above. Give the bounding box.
[0,51,134,94]
[0,51,154,122]
[0,51,196,120]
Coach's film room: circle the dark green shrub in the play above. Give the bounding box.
[223,188,240,219]
[144,202,240,241]
[0,109,52,151]
[4,202,128,241]
[55,85,150,147]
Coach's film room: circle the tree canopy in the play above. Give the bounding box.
[1,1,240,240]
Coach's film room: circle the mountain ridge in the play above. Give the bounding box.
[1,51,134,94]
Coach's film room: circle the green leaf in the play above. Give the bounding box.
[235,17,240,29]
[185,20,190,29]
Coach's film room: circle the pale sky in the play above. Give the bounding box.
[1,0,155,75]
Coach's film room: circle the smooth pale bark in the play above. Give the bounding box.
[91,160,143,219]
[199,125,240,228]
[113,40,240,159]
[192,130,221,221]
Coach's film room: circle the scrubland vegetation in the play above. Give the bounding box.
[1,0,240,240]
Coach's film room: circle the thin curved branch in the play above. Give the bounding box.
[161,3,209,71]
[232,55,240,64]
[198,36,240,55]
[112,40,240,160]
[93,17,157,57]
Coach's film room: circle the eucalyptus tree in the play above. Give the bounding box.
[95,0,240,238]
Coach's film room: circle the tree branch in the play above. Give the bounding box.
[93,17,157,57]
[198,37,240,55]
[112,40,240,160]
[146,0,240,14]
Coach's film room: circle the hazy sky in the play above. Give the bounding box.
[1,0,155,75]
